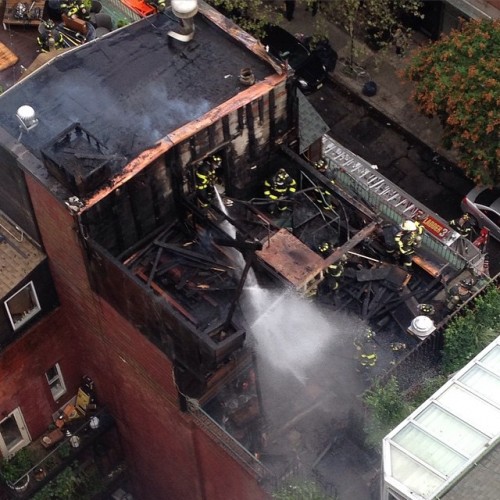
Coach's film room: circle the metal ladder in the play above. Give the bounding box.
[322,135,484,271]
[323,136,422,220]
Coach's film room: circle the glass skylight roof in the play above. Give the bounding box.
[383,338,500,500]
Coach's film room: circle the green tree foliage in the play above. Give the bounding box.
[442,285,500,373]
[363,376,411,448]
[273,479,336,500]
[404,19,500,185]
[319,0,423,65]
[206,0,281,35]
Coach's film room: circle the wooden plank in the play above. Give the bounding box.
[412,255,441,278]
[135,269,198,325]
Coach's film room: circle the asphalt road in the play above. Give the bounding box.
[308,81,500,276]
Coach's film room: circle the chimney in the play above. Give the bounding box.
[168,0,198,43]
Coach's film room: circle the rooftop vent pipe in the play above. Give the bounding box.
[168,0,198,43]
[239,67,255,86]
[408,315,436,340]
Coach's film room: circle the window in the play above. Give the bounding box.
[0,408,31,457]
[46,364,66,400]
[4,281,41,331]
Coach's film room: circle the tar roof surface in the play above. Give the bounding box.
[0,13,275,165]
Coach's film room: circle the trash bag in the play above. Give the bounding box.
[362,81,377,97]
[311,38,338,72]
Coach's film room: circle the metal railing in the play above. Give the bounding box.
[322,135,483,271]
[102,0,142,22]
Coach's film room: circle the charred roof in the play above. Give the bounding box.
[0,10,276,170]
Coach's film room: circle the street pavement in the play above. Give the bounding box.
[278,2,459,166]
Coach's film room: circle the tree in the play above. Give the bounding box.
[442,285,500,373]
[404,19,500,185]
[363,376,410,448]
[319,0,423,67]
[206,0,281,35]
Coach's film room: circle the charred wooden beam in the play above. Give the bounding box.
[281,145,376,220]
[148,247,163,287]
[153,241,233,270]
[135,269,199,325]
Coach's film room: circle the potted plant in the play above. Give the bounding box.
[0,447,35,492]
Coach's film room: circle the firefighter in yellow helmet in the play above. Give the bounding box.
[354,328,378,372]
[393,220,420,269]
[263,168,297,214]
[317,242,346,296]
[195,155,220,209]
[37,20,65,53]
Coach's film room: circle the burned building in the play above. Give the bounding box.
[0,1,491,498]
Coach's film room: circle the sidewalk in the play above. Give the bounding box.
[279,3,460,166]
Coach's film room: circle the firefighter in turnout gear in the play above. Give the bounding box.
[264,168,297,214]
[417,303,435,316]
[314,180,336,212]
[354,328,378,371]
[195,156,221,209]
[60,0,91,20]
[314,158,327,174]
[449,213,476,239]
[394,220,420,269]
[37,20,65,53]
[446,278,475,310]
[317,243,346,296]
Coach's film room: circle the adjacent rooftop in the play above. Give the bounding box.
[0,211,45,299]
[0,10,276,168]
[383,336,500,500]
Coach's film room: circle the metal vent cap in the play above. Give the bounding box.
[171,0,198,18]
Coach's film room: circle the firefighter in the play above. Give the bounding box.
[60,0,91,20]
[195,157,219,209]
[37,20,65,52]
[446,278,475,310]
[263,168,296,214]
[317,242,346,295]
[449,213,476,239]
[417,303,435,316]
[354,328,378,371]
[314,180,336,212]
[314,158,327,174]
[394,220,419,268]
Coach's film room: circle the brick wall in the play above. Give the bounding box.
[0,310,81,444]
[23,176,267,498]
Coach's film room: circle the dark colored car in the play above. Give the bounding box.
[261,25,329,93]
[461,186,500,242]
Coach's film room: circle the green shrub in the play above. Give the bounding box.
[273,480,336,500]
[363,377,411,449]
[443,286,500,373]
[0,447,35,485]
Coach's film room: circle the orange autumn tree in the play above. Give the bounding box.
[404,19,500,185]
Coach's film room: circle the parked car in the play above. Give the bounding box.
[261,25,329,93]
[461,186,500,241]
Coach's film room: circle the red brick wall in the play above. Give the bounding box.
[23,176,267,499]
[0,310,81,445]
